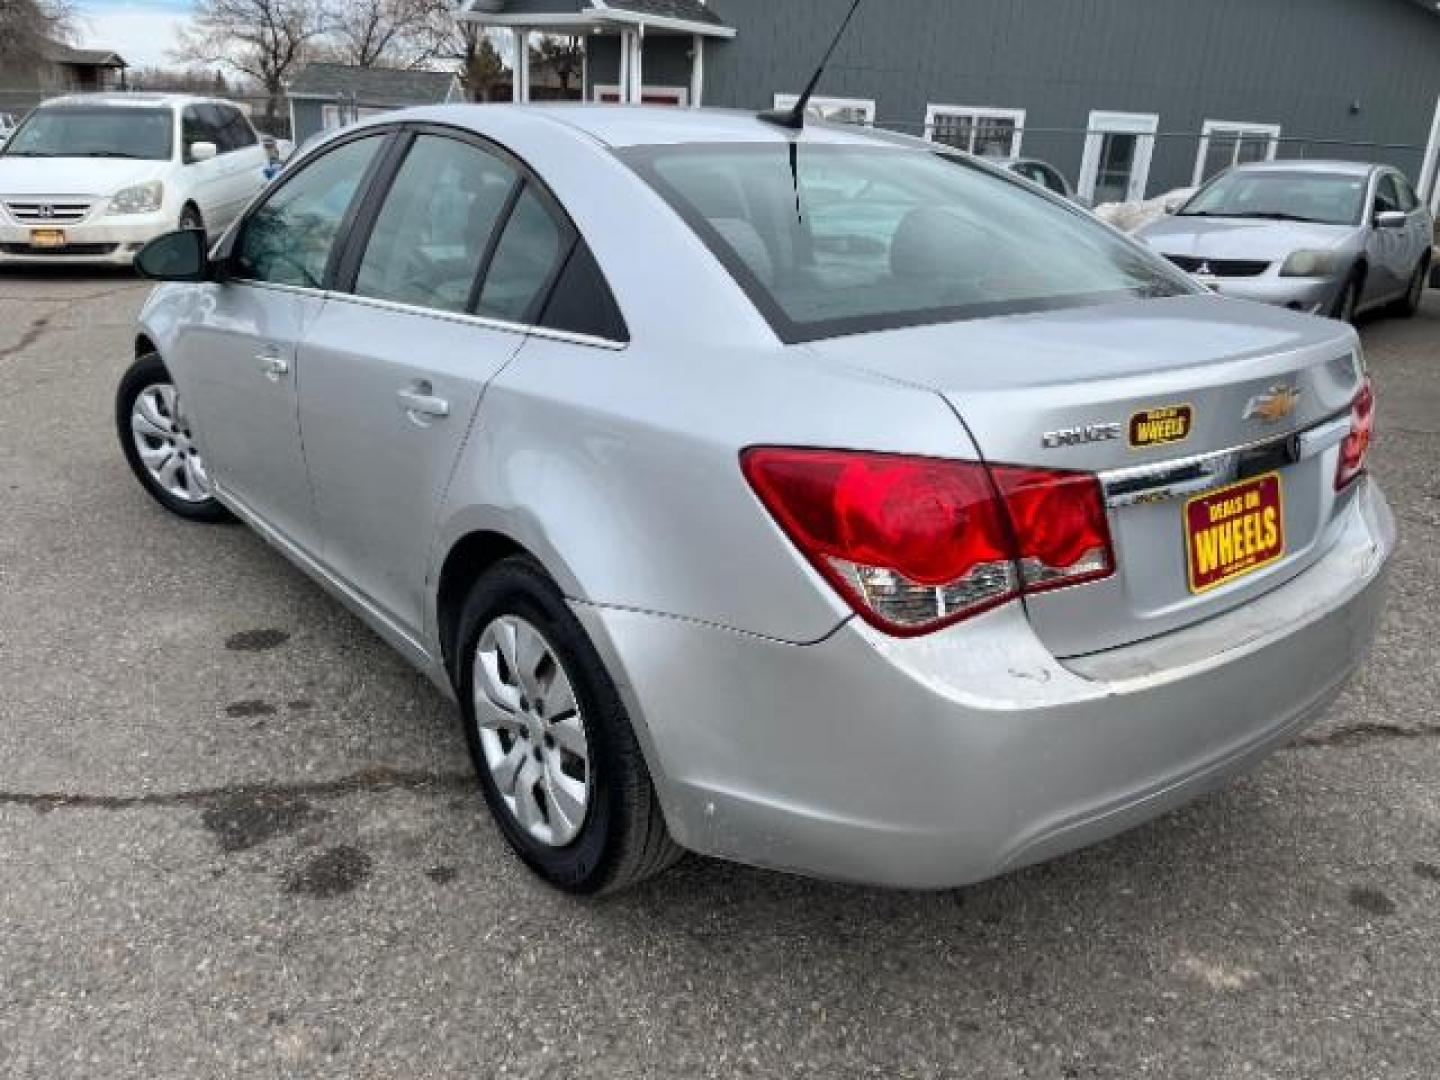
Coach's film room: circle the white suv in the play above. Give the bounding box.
[0,94,269,266]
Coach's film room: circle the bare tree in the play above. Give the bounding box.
[444,21,507,103]
[531,35,583,97]
[325,0,450,69]
[0,0,74,74]
[173,0,326,130]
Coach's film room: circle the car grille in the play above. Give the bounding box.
[1164,255,1271,278]
[3,199,95,225]
[0,242,118,256]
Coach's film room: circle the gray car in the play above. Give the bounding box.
[1137,160,1433,322]
[116,106,1393,895]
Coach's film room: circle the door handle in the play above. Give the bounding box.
[257,349,289,381]
[397,383,450,422]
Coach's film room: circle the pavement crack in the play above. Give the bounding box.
[1289,722,1440,750]
[0,765,474,812]
[0,315,51,361]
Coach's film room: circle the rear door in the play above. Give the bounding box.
[210,104,267,226]
[179,131,390,553]
[297,126,573,637]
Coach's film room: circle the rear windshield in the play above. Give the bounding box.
[2,106,173,161]
[621,143,1193,343]
[1178,170,1367,227]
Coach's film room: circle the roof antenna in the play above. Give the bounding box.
[758,0,864,130]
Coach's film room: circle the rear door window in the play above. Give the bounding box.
[476,186,568,323]
[353,133,519,314]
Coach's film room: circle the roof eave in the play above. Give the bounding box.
[457,3,734,37]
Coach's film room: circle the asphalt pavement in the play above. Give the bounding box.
[2,269,1439,1078]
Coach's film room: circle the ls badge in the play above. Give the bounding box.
[1129,404,1193,449]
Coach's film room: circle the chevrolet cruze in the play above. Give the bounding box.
[116,106,1394,894]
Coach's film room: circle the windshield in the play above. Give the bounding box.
[623,143,1192,343]
[1179,170,1366,226]
[3,106,173,161]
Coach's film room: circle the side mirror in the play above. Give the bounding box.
[1374,210,1407,230]
[187,140,217,163]
[134,229,212,282]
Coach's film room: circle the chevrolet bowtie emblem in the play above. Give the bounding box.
[1243,385,1302,423]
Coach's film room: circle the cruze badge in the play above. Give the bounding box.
[1042,422,1123,449]
[1243,385,1302,423]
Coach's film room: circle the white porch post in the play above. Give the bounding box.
[618,30,631,103]
[690,34,704,107]
[512,28,531,102]
[630,25,645,104]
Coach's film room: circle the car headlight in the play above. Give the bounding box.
[1280,250,1348,278]
[107,181,164,216]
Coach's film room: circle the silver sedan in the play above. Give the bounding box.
[1137,160,1433,322]
[116,106,1393,894]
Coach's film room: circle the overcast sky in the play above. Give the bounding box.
[76,0,197,70]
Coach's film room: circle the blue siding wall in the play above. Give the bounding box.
[701,0,1440,195]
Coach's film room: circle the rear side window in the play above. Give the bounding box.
[355,134,519,314]
[539,242,628,341]
[233,135,384,287]
[624,143,1190,343]
[477,186,566,323]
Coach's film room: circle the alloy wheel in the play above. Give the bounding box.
[130,383,213,504]
[472,615,592,847]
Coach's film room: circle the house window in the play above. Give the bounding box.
[925,105,1025,158]
[595,85,689,106]
[1194,121,1281,185]
[320,104,392,131]
[772,94,875,126]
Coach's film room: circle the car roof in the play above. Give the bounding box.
[39,93,233,110]
[382,103,917,150]
[1228,159,1379,178]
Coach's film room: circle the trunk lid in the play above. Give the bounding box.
[806,295,1365,657]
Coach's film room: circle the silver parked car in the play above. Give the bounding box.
[117,106,1393,895]
[999,156,1086,205]
[1137,160,1433,322]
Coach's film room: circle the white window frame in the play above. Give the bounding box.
[594,83,689,106]
[1078,110,1160,204]
[923,104,1026,158]
[320,103,392,131]
[1193,120,1282,186]
[772,93,876,125]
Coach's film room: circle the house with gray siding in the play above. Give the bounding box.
[288,64,464,144]
[461,0,1440,209]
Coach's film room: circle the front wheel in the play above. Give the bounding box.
[456,556,683,894]
[1332,273,1361,324]
[1395,257,1429,318]
[116,352,233,523]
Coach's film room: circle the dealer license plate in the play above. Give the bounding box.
[1184,473,1285,594]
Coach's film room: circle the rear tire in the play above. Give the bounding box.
[116,352,233,523]
[455,556,683,895]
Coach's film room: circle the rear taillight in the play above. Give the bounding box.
[1336,378,1374,490]
[741,448,1114,636]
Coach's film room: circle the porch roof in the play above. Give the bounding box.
[457,0,735,38]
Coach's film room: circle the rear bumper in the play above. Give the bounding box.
[574,476,1395,889]
[0,212,173,265]
[1199,274,1345,316]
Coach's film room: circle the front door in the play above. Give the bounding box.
[1080,111,1159,205]
[298,130,573,636]
[181,131,390,552]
